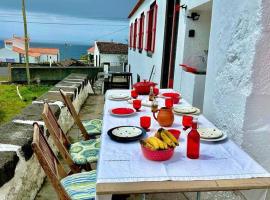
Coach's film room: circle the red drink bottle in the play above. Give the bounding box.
[187,121,200,159]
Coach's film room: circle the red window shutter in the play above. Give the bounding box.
[137,18,141,49]
[133,19,137,49]
[141,14,145,50]
[129,23,133,48]
[151,4,158,52]
[145,11,150,51]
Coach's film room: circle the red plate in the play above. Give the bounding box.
[110,108,135,116]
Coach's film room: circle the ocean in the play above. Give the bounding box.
[0,40,90,60]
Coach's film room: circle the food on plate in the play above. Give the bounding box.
[140,128,179,150]
[197,128,223,139]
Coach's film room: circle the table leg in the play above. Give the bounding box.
[96,194,112,200]
[196,192,201,200]
[141,193,146,200]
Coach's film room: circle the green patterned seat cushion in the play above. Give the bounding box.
[61,170,96,200]
[82,119,103,136]
[69,138,100,165]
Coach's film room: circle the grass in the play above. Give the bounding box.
[0,75,8,81]
[0,84,51,125]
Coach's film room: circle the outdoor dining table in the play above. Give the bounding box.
[96,89,270,200]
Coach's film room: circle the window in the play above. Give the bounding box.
[133,19,138,50]
[138,13,145,51]
[145,2,158,53]
[129,23,133,49]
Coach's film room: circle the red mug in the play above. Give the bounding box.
[140,116,151,131]
[165,98,174,108]
[133,99,142,111]
[131,89,138,99]
[182,115,193,128]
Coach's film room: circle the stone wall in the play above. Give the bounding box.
[0,73,93,200]
[10,66,103,83]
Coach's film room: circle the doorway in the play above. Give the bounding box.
[161,0,180,88]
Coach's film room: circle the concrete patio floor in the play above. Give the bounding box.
[35,93,241,200]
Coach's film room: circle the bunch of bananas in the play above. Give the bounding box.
[140,128,179,150]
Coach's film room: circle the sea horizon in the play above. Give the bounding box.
[0,40,93,60]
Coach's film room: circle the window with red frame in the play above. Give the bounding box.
[133,19,138,49]
[145,1,158,53]
[129,23,133,49]
[138,13,145,51]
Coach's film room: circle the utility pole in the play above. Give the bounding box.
[22,0,30,84]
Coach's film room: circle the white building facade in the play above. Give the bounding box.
[128,0,270,199]
[94,41,128,68]
[0,36,60,63]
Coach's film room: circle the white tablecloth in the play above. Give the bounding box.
[97,89,270,183]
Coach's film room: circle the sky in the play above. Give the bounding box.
[0,0,137,45]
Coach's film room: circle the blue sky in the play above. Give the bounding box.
[0,0,137,44]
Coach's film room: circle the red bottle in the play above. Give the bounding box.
[187,121,200,159]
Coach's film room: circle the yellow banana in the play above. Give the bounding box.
[160,131,175,147]
[146,137,160,150]
[152,137,166,150]
[164,130,179,146]
[140,140,155,150]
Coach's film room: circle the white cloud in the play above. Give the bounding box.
[0,9,129,44]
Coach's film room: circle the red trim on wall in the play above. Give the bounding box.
[128,0,145,19]
[133,19,138,49]
[129,23,133,48]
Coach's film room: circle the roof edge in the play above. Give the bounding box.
[128,0,145,18]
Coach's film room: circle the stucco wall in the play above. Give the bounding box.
[39,54,58,63]
[203,0,261,145]
[0,48,20,62]
[128,0,167,86]
[100,53,127,66]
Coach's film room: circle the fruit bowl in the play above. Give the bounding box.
[141,145,175,161]
[167,129,181,140]
[162,92,181,104]
[133,80,157,95]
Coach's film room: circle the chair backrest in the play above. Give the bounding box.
[59,89,90,140]
[42,103,81,173]
[32,123,71,200]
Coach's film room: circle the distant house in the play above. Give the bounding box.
[94,41,128,67]
[0,36,60,63]
[87,46,95,64]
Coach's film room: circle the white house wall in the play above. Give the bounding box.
[203,0,270,198]
[94,42,100,67]
[100,53,127,66]
[128,0,167,86]
[0,48,20,62]
[39,54,58,63]
[173,0,211,109]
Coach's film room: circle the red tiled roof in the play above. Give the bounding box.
[96,42,128,54]
[12,47,59,57]
[4,36,29,43]
[87,46,95,53]
[29,48,59,55]
[13,47,40,57]
[128,0,145,18]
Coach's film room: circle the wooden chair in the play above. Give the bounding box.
[59,89,102,140]
[32,123,97,200]
[42,103,100,173]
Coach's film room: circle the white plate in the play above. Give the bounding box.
[127,99,155,107]
[108,94,130,101]
[200,132,228,142]
[112,126,143,138]
[173,106,197,114]
[198,128,223,139]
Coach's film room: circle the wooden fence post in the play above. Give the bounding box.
[8,63,12,82]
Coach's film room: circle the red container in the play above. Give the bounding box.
[162,92,181,104]
[133,80,157,95]
[167,129,181,140]
[141,145,174,161]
